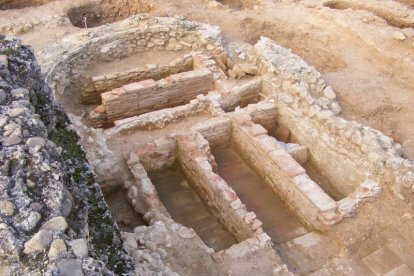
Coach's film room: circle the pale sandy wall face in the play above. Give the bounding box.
[230,114,342,231]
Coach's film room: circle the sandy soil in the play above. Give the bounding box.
[7,0,414,160]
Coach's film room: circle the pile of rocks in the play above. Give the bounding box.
[0,36,132,275]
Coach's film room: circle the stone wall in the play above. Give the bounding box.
[254,37,413,198]
[230,113,343,231]
[217,79,262,111]
[126,153,170,220]
[40,15,224,104]
[106,97,212,136]
[82,54,194,104]
[233,98,277,133]
[177,132,268,242]
[98,69,214,123]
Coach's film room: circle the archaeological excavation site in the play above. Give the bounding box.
[1,0,414,275]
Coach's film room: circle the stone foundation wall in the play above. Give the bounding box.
[254,37,413,198]
[230,113,342,231]
[234,98,277,133]
[191,116,233,147]
[40,15,224,103]
[98,69,214,123]
[126,153,170,220]
[107,98,212,136]
[177,132,268,242]
[82,55,194,104]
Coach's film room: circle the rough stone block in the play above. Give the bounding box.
[249,124,268,137]
[268,150,305,177]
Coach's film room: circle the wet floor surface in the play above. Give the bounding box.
[104,188,146,232]
[213,146,308,244]
[149,165,237,251]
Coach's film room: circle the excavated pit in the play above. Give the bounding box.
[213,145,308,244]
[0,0,55,10]
[149,164,237,251]
[67,0,155,28]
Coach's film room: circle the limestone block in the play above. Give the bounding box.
[268,150,306,177]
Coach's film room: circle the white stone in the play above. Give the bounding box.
[392,31,406,41]
[40,216,68,232]
[323,86,336,100]
[177,227,196,239]
[23,230,53,254]
[8,108,25,117]
[48,239,67,259]
[26,137,45,147]
[0,200,15,216]
[338,197,359,217]
[124,235,138,249]
[70,239,88,258]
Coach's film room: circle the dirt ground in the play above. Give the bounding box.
[3,0,413,160]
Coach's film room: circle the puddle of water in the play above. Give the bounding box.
[104,188,146,232]
[212,146,308,244]
[149,165,237,251]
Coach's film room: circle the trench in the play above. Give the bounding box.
[149,164,237,251]
[323,1,414,28]
[0,0,55,10]
[271,124,346,201]
[212,145,308,244]
[67,0,155,28]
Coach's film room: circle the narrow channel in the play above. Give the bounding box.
[149,165,237,251]
[212,146,308,244]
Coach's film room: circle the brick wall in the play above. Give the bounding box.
[230,114,342,231]
[101,69,214,122]
[177,133,266,242]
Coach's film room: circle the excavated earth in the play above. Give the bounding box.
[1,0,414,275]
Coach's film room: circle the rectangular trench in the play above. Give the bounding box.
[212,146,308,244]
[149,164,237,251]
[272,123,345,201]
